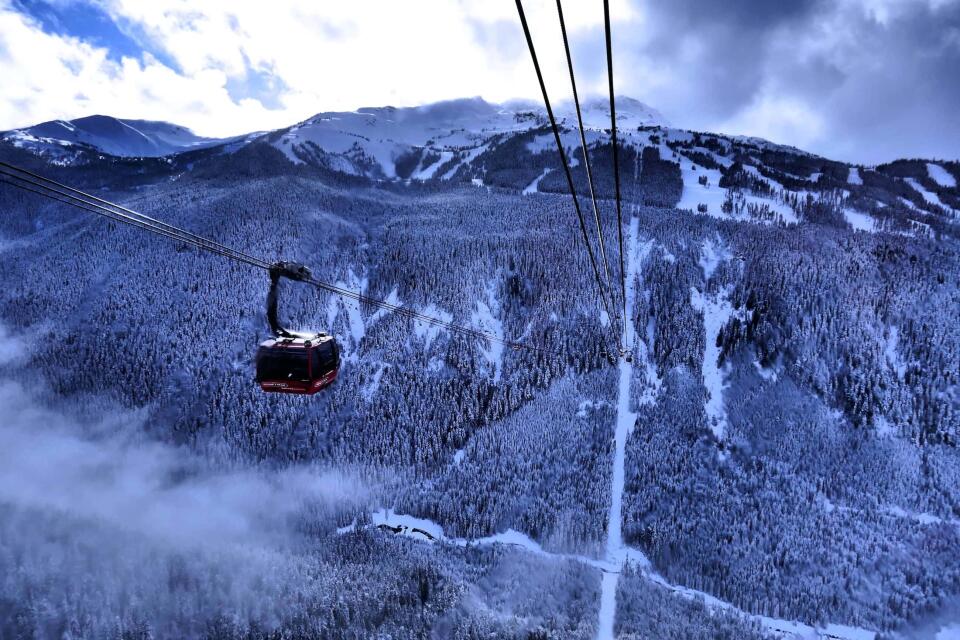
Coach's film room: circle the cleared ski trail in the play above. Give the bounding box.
[597,214,642,640]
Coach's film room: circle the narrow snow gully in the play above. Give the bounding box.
[597,214,642,640]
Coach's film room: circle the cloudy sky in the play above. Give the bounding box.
[1,0,958,164]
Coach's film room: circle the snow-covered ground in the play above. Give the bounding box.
[884,325,906,380]
[265,96,667,180]
[523,168,552,195]
[690,276,740,444]
[357,508,598,566]
[597,572,618,640]
[632,240,663,404]
[927,163,957,188]
[597,212,659,639]
[741,165,800,224]
[471,281,504,383]
[848,167,864,185]
[413,151,454,180]
[413,303,452,350]
[441,144,488,181]
[906,177,951,210]
[844,207,877,232]
[699,236,731,280]
[361,362,389,401]
[326,271,369,362]
[676,157,798,224]
[677,158,727,216]
[348,503,878,640]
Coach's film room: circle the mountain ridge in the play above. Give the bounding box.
[1,95,667,163]
[1,114,232,159]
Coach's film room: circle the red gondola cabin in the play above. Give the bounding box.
[256,332,339,395]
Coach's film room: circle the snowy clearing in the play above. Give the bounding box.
[413,304,452,350]
[361,362,388,402]
[690,285,739,443]
[596,213,648,639]
[699,236,731,281]
[677,159,798,224]
[441,144,488,180]
[326,271,369,362]
[906,177,950,210]
[597,573,618,640]
[677,158,726,216]
[884,325,906,380]
[522,168,552,195]
[412,151,454,180]
[927,163,957,188]
[351,504,878,640]
[844,207,876,232]
[471,281,504,383]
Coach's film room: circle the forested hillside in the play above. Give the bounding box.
[0,102,958,639]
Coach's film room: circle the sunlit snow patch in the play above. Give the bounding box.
[522,168,552,195]
[325,272,368,362]
[413,304,452,351]
[848,167,864,185]
[471,282,504,383]
[690,286,741,444]
[906,177,956,216]
[361,362,389,402]
[677,159,726,217]
[927,163,957,188]
[844,207,876,232]
[699,237,731,281]
[370,508,445,541]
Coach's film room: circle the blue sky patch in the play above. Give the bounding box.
[12,0,180,70]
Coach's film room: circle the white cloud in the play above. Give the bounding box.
[1,0,957,162]
[0,377,364,548]
[0,0,636,137]
[717,93,827,151]
[0,4,294,135]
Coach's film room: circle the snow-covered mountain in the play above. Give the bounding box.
[557,95,668,130]
[0,115,229,159]
[1,94,960,640]
[263,96,667,179]
[0,96,665,174]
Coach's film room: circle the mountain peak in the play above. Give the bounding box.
[2,115,225,159]
[556,95,669,129]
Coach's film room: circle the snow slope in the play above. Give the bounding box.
[556,96,668,130]
[264,96,668,178]
[844,207,877,232]
[2,115,227,158]
[927,163,957,188]
[906,177,954,212]
[676,156,798,225]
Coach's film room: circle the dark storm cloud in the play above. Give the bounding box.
[587,0,960,163]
